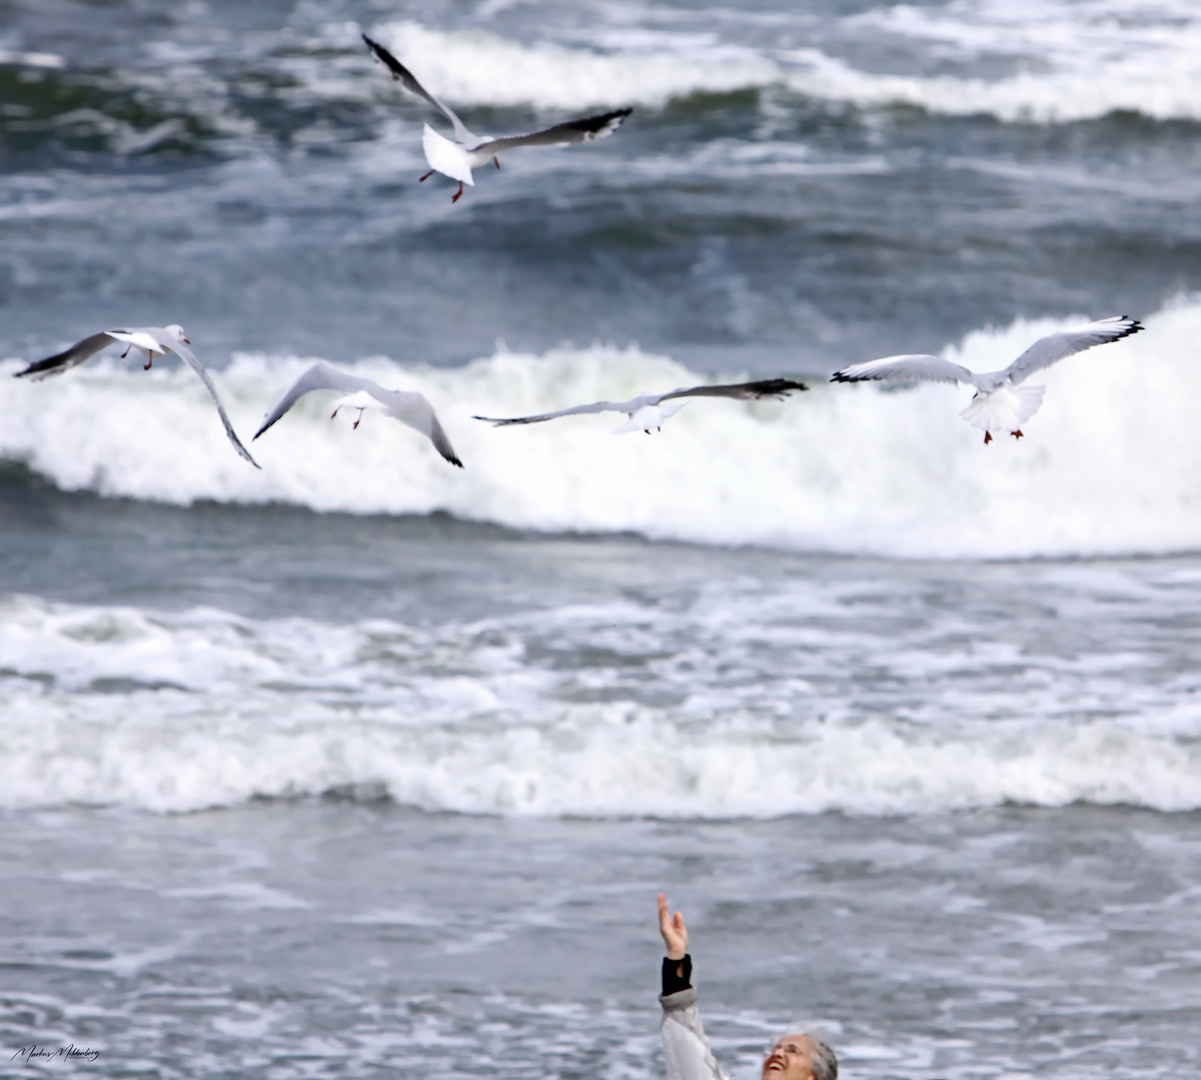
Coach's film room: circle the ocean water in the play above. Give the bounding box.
[2,1,1201,1077]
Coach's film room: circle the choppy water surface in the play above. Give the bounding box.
[2,0,1200,366]
[2,803,1199,1079]
[3,0,1201,1076]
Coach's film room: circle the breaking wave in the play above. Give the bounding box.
[1,592,1197,817]
[2,296,1199,560]
[369,2,1201,122]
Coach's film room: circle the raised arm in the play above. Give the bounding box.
[657,894,728,1080]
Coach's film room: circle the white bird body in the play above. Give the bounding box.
[613,402,688,434]
[13,323,259,467]
[105,328,176,364]
[421,124,475,186]
[830,316,1143,443]
[474,377,808,433]
[254,360,462,467]
[364,34,632,202]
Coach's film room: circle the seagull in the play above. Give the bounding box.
[362,33,633,203]
[253,360,463,467]
[13,325,259,467]
[474,378,809,433]
[830,316,1143,444]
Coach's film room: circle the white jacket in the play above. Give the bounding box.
[660,987,730,1080]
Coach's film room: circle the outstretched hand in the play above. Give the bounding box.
[658,892,689,960]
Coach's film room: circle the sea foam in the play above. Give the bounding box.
[1,593,1197,817]
[2,296,1199,560]
[367,2,1201,122]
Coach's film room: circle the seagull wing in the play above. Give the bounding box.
[255,361,374,438]
[362,33,474,144]
[256,361,461,466]
[656,377,809,404]
[14,332,117,379]
[999,316,1143,386]
[473,398,640,426]
[474,108,633,154]
[385,390,463,467]
[170,340,260,468]
[831,354,981,387]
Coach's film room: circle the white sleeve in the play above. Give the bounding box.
[660,989,729,1080]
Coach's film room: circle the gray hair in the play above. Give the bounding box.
[807,1036,838,1080]
[774,1031,838,1080]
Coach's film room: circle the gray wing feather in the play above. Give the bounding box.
[14,332,117,379]
[1000,316,1143,386]
[257,361,462,467]
[254,361,373,439]
[831,354,981,387]
[362,33,474,144]
[172,341,260,468]
[657,377,808,404]
[474,378,804,425]
[473,399,635,426]
[475,108,633,154]
[383,388,463,467]
[425,411,463,467]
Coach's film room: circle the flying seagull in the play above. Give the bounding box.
[362,33,632,203]
[253,360,463,467]
[13,325,259,467]
[830,316,1143,443]
[474,378,808,434]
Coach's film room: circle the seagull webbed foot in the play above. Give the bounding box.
[451,182,464,203]
[143,357,153,371]
[1010,429,1024,440]
[983,431,993,445]
[419,170,434,183]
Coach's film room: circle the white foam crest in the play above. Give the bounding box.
[371,21,776,111]
[1,594,1197,817]
[364,5,1201,123]
[2,295,1199,559]
[789,0,1201,122]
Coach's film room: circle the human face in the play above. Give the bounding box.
[761,1035,814,1080]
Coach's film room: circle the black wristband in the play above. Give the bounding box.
[661,953,692,996]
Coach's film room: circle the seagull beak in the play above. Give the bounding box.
[183,337,191,344]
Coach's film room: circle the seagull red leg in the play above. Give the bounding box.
[451,182,464,203]
[419,170,434,182]
[493,156,500,169]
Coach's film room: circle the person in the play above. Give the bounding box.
[657,893,839,1080]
